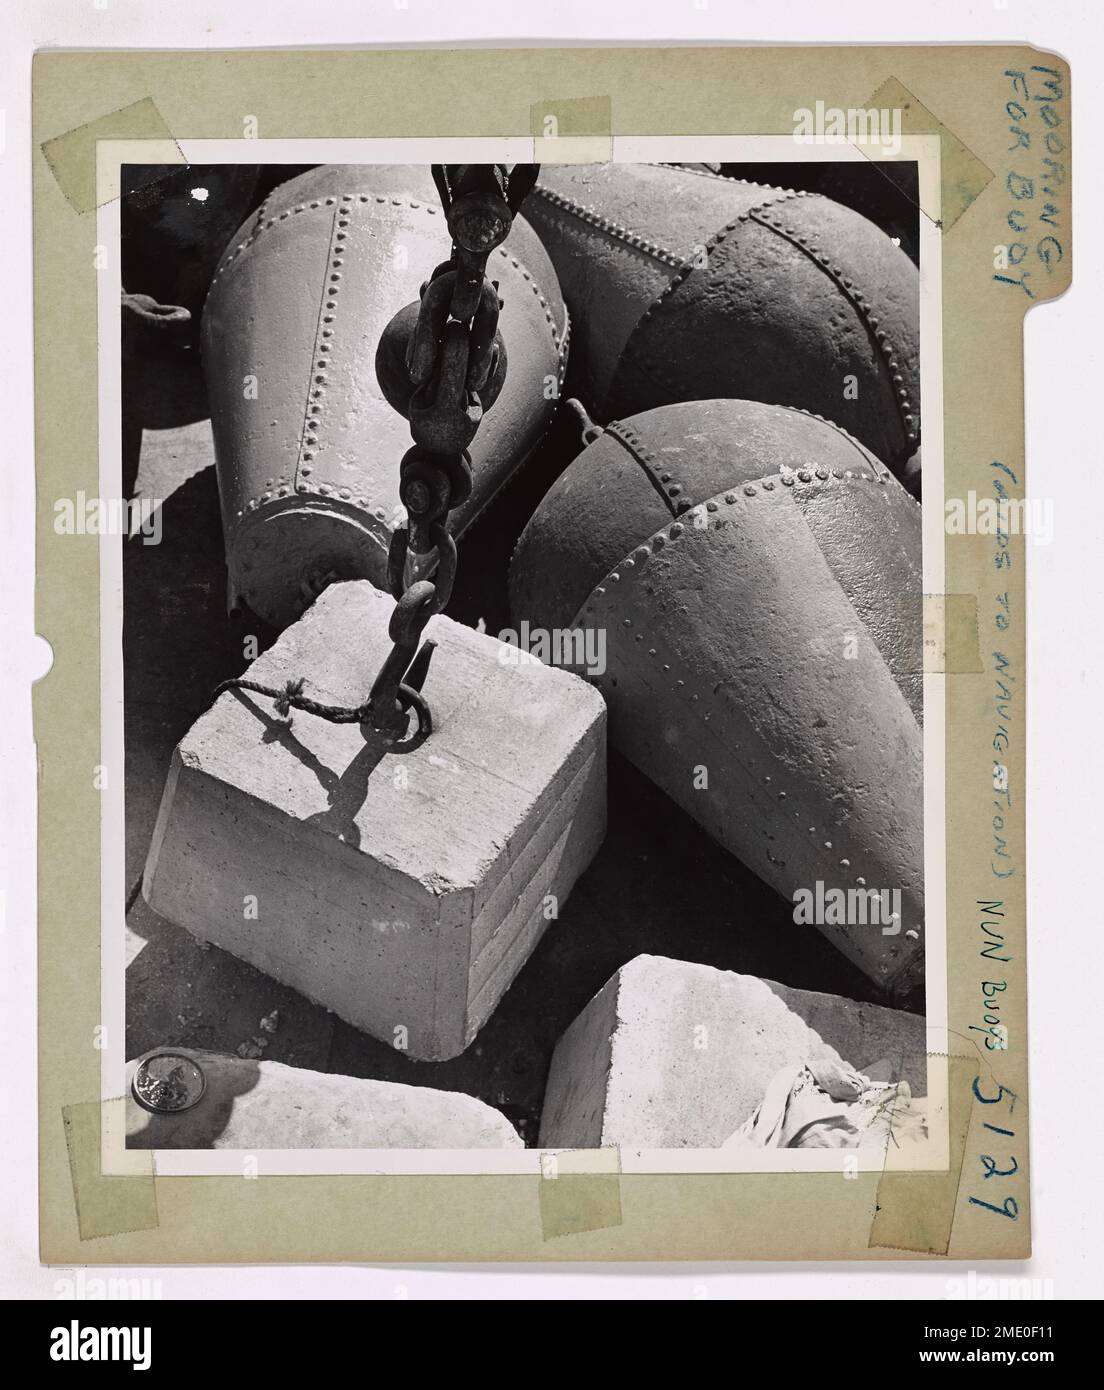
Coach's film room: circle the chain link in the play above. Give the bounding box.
[218,164,540,743]
[363,162,540,738]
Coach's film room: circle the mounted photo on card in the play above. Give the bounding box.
[33,45,1062,1262]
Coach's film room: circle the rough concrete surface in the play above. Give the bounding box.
[126,1048,522,1149]
[143,580,606,1060]
[538,954,926,1149]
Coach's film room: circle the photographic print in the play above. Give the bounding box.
[31,44,1061,1262]
[111,150,938,1176]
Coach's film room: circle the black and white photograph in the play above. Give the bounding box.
[111,150,940,1169]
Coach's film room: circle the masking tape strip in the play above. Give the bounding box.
[868,1052,975,1255]
[530,97,613,164]
[40,97,186,214]
[62,1100,159,1241]
[920,593,982,674]
[863,593,981,675]
[539,1147,623,1241]
[888,593,983,675]
[860,77,994,233]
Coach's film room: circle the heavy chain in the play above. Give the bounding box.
[218,165,540,742]
[366,162,540,739]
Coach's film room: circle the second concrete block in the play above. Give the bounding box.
[539,954,926,1148]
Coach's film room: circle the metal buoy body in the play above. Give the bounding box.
[509,398,924,997]
[203,165,567,628]
[524,163,920,486]
[717,161,921,265]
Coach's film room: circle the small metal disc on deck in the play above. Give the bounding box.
[131,1051,207,1114]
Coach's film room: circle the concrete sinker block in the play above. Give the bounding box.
[538,954,926,1149]
[126,1048,523,1148]
[142,581,607,1061]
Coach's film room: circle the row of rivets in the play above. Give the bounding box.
[222,197,564,362]
[786,405,892,484]
[211,192,440,284]
[751,208,919,450]
[531,184,685,268]
[657,164,807,203]
[577,504,885,896]
[297,196,353,488]
[494,241,566,359]
[605,418,693,516]
[621,191,803,398]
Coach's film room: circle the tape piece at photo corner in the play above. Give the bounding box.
[40,96,186,214]
[62,1100,159,1241]
[530,96,612,164]
[868,1052,975,1255]
[860,77,994,233]
[539,1148,623,1241]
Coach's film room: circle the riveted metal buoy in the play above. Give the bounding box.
[523,162,920,489]
[202,164,567,629]
[509,397,924,999]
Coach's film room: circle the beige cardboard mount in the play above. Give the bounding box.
[33,44,1064,1263]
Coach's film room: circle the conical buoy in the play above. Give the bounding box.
[510,398,924,997]
[202,165,567,628]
